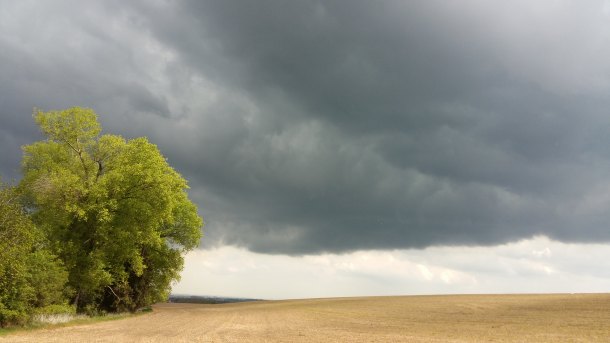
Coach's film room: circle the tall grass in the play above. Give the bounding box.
[31,313,87,325]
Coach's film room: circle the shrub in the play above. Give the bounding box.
[0,182,70,327]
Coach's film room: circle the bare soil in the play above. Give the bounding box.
[3,293,610,342]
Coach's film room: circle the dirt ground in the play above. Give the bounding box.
[3,293,610,342]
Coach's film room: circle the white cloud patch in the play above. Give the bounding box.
[174,236,610,299]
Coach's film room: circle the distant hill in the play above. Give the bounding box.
[168,294,261,304]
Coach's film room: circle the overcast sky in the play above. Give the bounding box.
[2,0,610,298]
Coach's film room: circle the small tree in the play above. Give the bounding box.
[0,182,35,326]
[19,107,202,313]
[0,182,68,326]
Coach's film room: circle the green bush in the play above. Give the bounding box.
[26,250,71,309]
[0,304,28,327]
[0,183,70,327]
[0,184,35,327]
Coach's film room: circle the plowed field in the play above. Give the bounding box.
[3,294,610,342]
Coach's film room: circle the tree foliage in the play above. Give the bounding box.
[0,182,68,327]
[18,107,202,314]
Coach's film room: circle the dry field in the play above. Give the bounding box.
[2,293,610,342]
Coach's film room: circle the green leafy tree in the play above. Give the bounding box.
[0,182,69,326]
[19,107,203,313]
[0,182,35,326]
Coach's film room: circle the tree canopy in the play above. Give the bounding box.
[2,107,203,319]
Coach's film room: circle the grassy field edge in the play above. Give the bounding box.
[0,311,149,337]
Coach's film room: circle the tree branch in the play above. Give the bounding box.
[107,286,121,303]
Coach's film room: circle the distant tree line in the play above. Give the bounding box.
[0,108,202,327]
[168,295,260,304]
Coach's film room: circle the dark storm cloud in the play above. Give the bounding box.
[2,1,610,254]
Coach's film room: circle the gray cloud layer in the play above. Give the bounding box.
[2,0,610,254]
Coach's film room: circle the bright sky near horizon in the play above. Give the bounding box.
[2,0,610,299]
[174,236,610,299]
